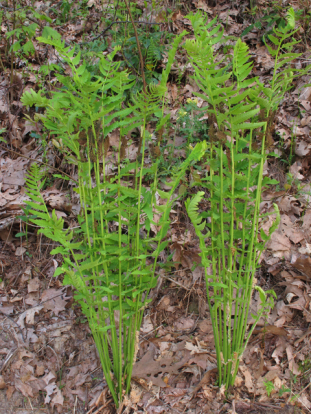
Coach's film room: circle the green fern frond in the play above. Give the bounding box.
[185,191,205,236]
[145,38,157,72]
[185,12,223,47]
[286,6,295,30]
[233,39,254,86]
[25,164,49,215]
[21,89,49,108]
[161,30,187,88]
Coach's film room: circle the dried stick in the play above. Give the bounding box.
[123,0,146,94]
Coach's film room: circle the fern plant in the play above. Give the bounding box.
[184,8,310,389]
[21,28,206,406]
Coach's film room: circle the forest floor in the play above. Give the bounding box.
[0,0,311,413]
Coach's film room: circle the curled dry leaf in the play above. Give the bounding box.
[295,140,311,157]
[286,345,300,375]
[291,255,311,280]
[132,343,190,388]
[17,306,43,329]
[289,162,304,180]
[41,288,70,316]
[272,336,287,364]
[253,325,287,337]
[240,365,254,394]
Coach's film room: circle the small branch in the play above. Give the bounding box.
[123,0,147,94]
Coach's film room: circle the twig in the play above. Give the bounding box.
[27,396,34,412]
[164,276,190,291]
[0,348,18,374]
[123,0,148,159]
[0,309,25,342]
[74,395,77,414]
[47,344,60,371]
[123,1,146,94]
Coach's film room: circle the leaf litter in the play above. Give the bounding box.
[0,0,311,413]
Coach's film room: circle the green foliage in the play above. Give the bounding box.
[101,2,173,90]
[279,384,291,397]
[5,5,51,59]
[22,29,206,406]
[242,5,288,38]
[183,8,311,390]
[244,1,311,44]
[264,380,275,397]
[6,20,38,58]
[50,0,89,24]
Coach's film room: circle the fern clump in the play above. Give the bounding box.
[21,28,206,406]
[184,8,310,389]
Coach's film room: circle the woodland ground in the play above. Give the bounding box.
[0,0,311,413]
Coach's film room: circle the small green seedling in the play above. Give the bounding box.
[264,380,275,397]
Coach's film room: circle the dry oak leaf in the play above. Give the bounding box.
[279,215,304,244]
[44,382,57,404]
[28,277,40,293]
[51,387,64,408]
[253,325,287,337]
[289,162,304,180]
[272,336,287,365]
[302,210,311,231]
[277,196,302,216]
[0,156,29,187]
[17,306,43,329]
[299,394,311,410]
[291,255,311,280]
[295,140,311,157]
[185,341,208,355]
[286,345,300,375]
[132,343,190,388]
[191,367,218,396]
[41,288,70,315]
[239,365,254,393]
[15,379,33,397]
[266,229,291,252]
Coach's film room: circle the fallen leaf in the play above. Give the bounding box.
[41,288,70,315]
[15,379,33,397]
[51,386,64,407]
[291,256,311,279]
[28,277,40,293]
[15,246,26,256]
[240,365,254,394]
[132,343,190,388]
[302,210,311,231]
[295,140,311,157]
[191,367,218,396]
[289,162,304,180]
[17,306,43,328]
[286,345,300,375]
[253,325,287,337]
